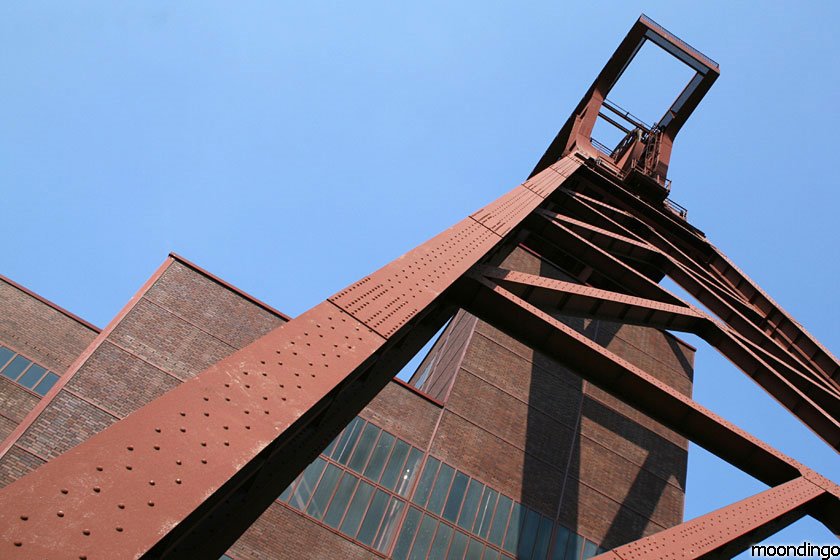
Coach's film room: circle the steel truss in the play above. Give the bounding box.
[0,15,837,560]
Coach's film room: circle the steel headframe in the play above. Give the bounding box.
[0,14,836,560]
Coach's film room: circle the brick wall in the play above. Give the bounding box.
[0,276,98,442]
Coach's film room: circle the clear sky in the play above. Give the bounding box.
[1,1,837,554]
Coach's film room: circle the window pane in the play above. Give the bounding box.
[33,372,59,396]
[563,532,584,560]
[306,463,341,520]
[18,364,47,389]
[324,472,360,529]
[516,507,540,559]
[448,530,469,560]
[413,457,440,507]
[457,479,484,531]
[474,488,498,538]
[483,546,501,560]
[323,432,341,457]
[278,480,294,503]
[348,423,380,473]
[503,502,523,554]
[2,356,31,381]
[465,538,483,560]
[427,463,455,515]
[532,515,553,560]
[408,514,437,560]
[442,471,469,522]
[0,347,14,369]
[289,457,326,510]
[396,446,424,497]
[357,488,390,546]
[550,525,571,560]
[363,431,395,482]
[333,417,365,465]
[582,540,599,559]
[380,439,410,491]
[487,494,512,546]
[373,497,405,552]
[429,521,454,559]
[393,507,422,560]
[340,480,374,537]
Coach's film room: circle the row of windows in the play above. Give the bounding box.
[274,416,607,560]
[405,457,606,560]
[276,416,427,554]
[0,345,59,396]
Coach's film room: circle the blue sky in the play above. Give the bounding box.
[1,1,837,554]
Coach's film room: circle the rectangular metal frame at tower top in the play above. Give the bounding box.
[0,14,837,560]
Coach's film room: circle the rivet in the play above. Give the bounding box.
[203,396,209,401]
[176,460,182,465]
[126,465,133,470]
[20,515,28,521]
[149,480,155,486]
[180,427,186,433]
[155,428,161,433]
[179,412,186,417]
[61,488,68,494]
[57,511,64,517]
[96,466,103,472]
[201,442,207,447]
[116,526,123,532]
[82,530,90,536]
[154,445,160,451]
[223,425,229,430]
[203,412,209,417]
[127,446,134,451]
[13,541,21,547]
[175,478,182,484]
[148,501,155,507]
[245,425,251,430]
[93,487,100,493]
[118,504,125,509]
[224,441,230,446]
[201,459,208,464]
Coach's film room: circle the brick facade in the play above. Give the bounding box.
[0,248,693,558]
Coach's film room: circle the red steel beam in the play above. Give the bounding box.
[590,477,832,560]
[0,158,581,559]
[474,266,840,441]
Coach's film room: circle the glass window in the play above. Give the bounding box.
[487,494,512,546]
[393,507,422,560]
[503,502,523,554]
[448,530,469,560]
[306,463,341,520]
[550,524,571,560]
[33,372,59,396]
[582,540,600,559]
[429,521,454,559]
[466,538,484,560]
[373,497,405,553]
[458,479,485,531]
[516,507,540,559]
[339,480,374,537]
[357,488,390,545]
[0,346,14,369]
[563,532,584,560]
[427,463,455,515]
[409,514,437,560]
[532,515,553,560]
[332,417,364,465]
[288,457,326,511]
[413,457,441,507]
[363,431,395,482]
[348,423,380,473]
[278,480,293,503]
[442,471,469,522]
[483,546,501,560]
[396,446,424,497]
[380,439,410,491]
[474,488,498,538]
[323,472,359,529]
[323,432,340,457]
[18,364,47,389]
[2,355,31,381]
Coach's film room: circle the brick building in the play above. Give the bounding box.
[0,248,693,559]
